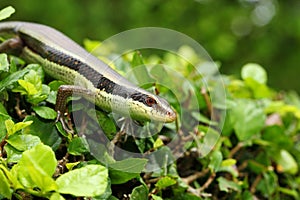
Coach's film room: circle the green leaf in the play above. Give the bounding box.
[92,178,112,200]
[109,158,147,173]
[32,106,57,120]
[0,61,30,93]
[217,177,241,192]
[12,69,48,105]
[170,193,201,200]
[130,185,148,200]
[274,149,298,174]
[0,164,23,191]
[56,164,108,197]
[46,90,57,104]
[50,193,66,200]
[208,150,223,172]
[95,110,117,140]
[191,111,218,126]
[5,119,33,136]
[230,99,266,141]
[7,134,41,152]
[218,165,239,178]
[242,190,255,200]
[0,113,10,141]
[65,162,80,171]
[0,53,9,72]
[109,158,147,184]
[153,138,164,149]
[262,126,293,149]
[24,70,42,91]
[25,64,45,82]
[0,102,8,115]
[55,122,71,139]
[20,143,56,177]
[227,80,252,98]
[12,120,33,134]
[131,51,155,85]
[16,68,49,104]
[151,194,163,200]
[83,38,101,52]
[109,170,139,185]
[23,116,61,150]
[0,6,15,21]
[155,176,177,190]
[0,169,12,199]
[16,79,38,95]
[241,63,267,84]
[15,143,57,192]
[47,80,65,104]
[4,144,23,163]
[221,159,237,167]
[257,171,277,197]
[278,187,299,199]
[244,78,272,98]
[48,80,65,91]
[4,119,14,136]
[68,137,90,155]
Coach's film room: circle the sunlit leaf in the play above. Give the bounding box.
[0,169,12,199]
[230,99,265,141]
[15,143,57,192]
[0,6,15,21]
[56,165,108,197]
[274,149,298,174]
[241,63,267,84]
[0,53,9,72]
[155,176,177,190]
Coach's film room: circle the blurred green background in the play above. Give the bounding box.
[1,0,300,91]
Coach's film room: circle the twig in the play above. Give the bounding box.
[199,172,216,192]
[143,172,153,183]
[146,177,161,184]
[78,113,87,137]
[182,169,216,197]
[250,174,262,193]
[186,186,201,196]
[186,182,213,197]
[237,160,248,171]
[181,168,210,184]
[54,152,70,177]
[229,142,244,158]
[111,130,126,145]
[201,87,212,117]
[14,96,26,119]
[0,136,7,158]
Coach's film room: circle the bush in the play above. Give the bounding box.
[1,6,300,200]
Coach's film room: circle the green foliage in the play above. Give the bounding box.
[230,99,266,141]
[56,165,108,197]
[0,6,14,21]
[1,6,300,200]
[0,54,9,72]
[4,0,300,91]
[109,158,147,184]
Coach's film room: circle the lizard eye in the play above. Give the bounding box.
[145,97,157,106]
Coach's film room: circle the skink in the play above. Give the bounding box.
[0,21,176,124]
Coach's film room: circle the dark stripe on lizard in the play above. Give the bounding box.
[19,32,151,105]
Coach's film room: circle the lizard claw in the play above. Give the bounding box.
[56,110,74,134]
